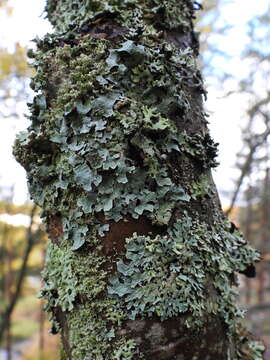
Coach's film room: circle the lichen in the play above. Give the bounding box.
[14,34,208,249]
[188,174,213,199]
[45,0,195,34]
[13,0,265,358]
[108,214,260,332]
[40,240,138,358]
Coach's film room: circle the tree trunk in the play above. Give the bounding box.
[39,300,45,360]
[243,183,254,306]
[257,168,270,304]
[39,249,46,360]
[14,0,264,359]
[6,230,13,360]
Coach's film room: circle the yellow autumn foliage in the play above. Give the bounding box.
[0,43,32,82]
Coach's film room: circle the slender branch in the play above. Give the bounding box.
[247,303,270,314]
[226,127,270,216]
[0,204,37,342]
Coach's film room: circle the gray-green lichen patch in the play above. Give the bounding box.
[45,0,195,34]
[40,240,141,358]
[14,34,210,251]
[107,215,260,331]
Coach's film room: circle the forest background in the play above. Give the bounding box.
[0,0,270,359]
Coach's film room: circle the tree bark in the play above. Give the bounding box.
[14,0,264,359]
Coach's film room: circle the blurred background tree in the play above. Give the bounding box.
[0,1,58,359]
[0,42,31,118]
[218,4,270,353]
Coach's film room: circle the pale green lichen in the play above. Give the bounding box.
[39,241,109,312]
[113,339,144,360]
[188,173,213,199]
[108,214,260,332]
[40,241,137,359]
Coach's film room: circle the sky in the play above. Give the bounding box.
[0,0,269,205]
[0,0,51,203]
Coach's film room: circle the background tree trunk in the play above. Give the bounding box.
[14,0,264,358]
[243,183,254,306]
[257,168,269,305]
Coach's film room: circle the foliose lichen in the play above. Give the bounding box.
[40,240,135,358]
[13,0,265,358]
[107,215,259,332]
[15,34,209,249]
[45,0,195,34]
